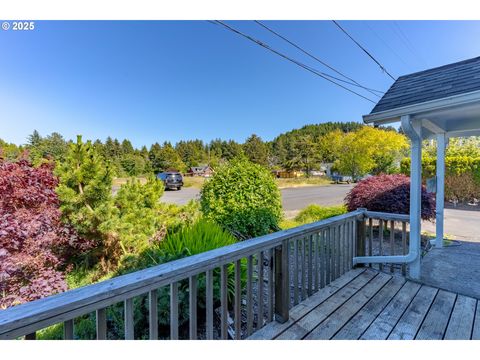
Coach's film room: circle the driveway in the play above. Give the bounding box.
[422,208,480,242]
[160,184,354,211]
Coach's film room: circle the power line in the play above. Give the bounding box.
[362,21,412,72]
[332,20,396,81]
[213,20,377,104]
[392,21,428,68]
[254,20,384,97]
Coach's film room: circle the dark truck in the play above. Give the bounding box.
[156,171,184,190]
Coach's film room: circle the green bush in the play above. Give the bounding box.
[294,204,347,224]
[400,156,480,202]
[200,157,282,239]
[116,220,241,338]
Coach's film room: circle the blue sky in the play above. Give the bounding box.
[1,20,480,148]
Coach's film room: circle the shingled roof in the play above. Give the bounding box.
[370,56,480,114]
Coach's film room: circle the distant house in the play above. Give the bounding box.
[271,169,304,179]
[186,165,214,177]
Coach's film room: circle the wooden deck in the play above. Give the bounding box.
[249,268,480,340]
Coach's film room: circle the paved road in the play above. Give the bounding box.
[161,184,480,241]
[161,184,354,210]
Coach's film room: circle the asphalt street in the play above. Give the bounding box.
[160,184,354,210]
[160,184,480,241]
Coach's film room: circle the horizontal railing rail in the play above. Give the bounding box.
[354,209,411,275]
[0,209,364,340]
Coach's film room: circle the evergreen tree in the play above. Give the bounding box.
[243,134,269,166]
[121,139,134,155]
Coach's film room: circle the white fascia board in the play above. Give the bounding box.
[362,89,480,125]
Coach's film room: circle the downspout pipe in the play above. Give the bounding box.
[353,115,421,267]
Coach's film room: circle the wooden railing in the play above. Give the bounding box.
[355,210,410,276]
[0,208,410,340]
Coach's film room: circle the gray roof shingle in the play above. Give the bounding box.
[370,56,480,114]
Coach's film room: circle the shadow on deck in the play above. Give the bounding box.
[249,268,480,340]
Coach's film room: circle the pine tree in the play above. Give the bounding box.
[243,134,269,166]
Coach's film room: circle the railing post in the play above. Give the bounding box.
[274,239,289,323]
[355,208,367,265]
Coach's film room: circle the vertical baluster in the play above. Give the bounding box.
[63,319,74,340]
[293,238,299,305]
[246,256,253,335]
[308,235,313,296]
[344,222,349,272]
[301,237,306,300]
[170,282,179,340]
[335,225,341,279]
[206,269,214,340]
[189,276,197,340]
[96,308,107,340]
[320,229,326,288]
[378,219,384,271]
[257,251,264,328]
[341,223,345,274]
[368,218,373,267]
[267,248,274,320]
[220,264,228,339]
[234,260,242,339]
[390,221,395,273]
[314,233,319,292]
[274,240,290,323]
[124,298,134,340]
[350,220,354,269]
[148,290,158,340]
[326,227,332,285]
[25,332,36,340]
[402,222,407,276]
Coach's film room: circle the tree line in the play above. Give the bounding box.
[0,121,408,178]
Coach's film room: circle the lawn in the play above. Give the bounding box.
[275,176,332,189]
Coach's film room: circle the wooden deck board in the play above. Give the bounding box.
[387,285,438,340]
[360,281,421,340]
[305,272,392,340]
[415,290,456,340]
[444,295,477,340]
[247,268,365,340]
[471,301,480,340]
[248,268,479,340]
[276,270,377,340]
[332,275,406,340]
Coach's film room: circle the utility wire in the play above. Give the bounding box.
[211,20,379,94]
[363,21,412,72]
[392,21,428,68]
[213,20,376,104]
[254,20,384,97]
[332,20,396,81]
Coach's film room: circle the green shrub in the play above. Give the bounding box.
[116,220,242,338]
[294,204,347,224]
[401,156,480,202]
[200,157,282,239]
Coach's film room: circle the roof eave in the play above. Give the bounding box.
[363,89,480,125]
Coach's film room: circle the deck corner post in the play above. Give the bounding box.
[274,239,289,323]
[355,208,367,264]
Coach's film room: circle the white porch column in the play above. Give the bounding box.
[436,133,446,248]
[401,115,422,280]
